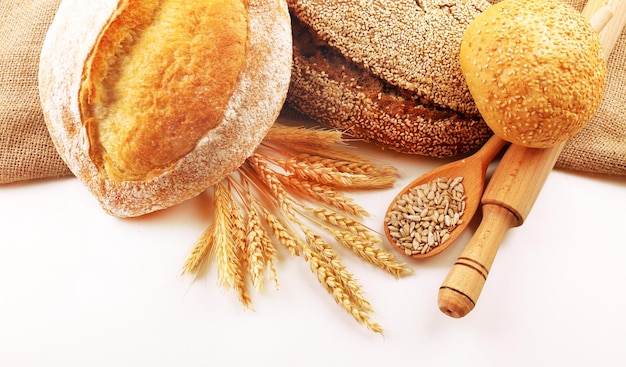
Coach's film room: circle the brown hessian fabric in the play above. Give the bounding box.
[0,0,70,184]
[555,0,626,175]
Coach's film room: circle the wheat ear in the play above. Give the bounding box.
[246,154,292,213]
[263,124,344,149]
[280,159,396,189]
[263,124,380,165]
[300,240,382,334]
[306,207,379,242]
[181,223,215,277]
[326,226,412,278]
[300,226,372,313]
[260,206,301,257]
[276,174,369,218]
[245,204,279,291]
[213,182,244,291]
[291,154,398,178]
[228,183,252,308]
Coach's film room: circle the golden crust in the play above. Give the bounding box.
[460,0,606,148]
[39,0,292,217]
[82,0,249,181]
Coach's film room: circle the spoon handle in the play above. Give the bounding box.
[468,135,509,172]
[437,0,624,318]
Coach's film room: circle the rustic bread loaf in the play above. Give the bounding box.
[286,0,493,158]
[39,0,292,217]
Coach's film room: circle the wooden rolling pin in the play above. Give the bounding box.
[438,0,626,318]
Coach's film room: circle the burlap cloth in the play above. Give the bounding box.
[0,0,70,184]
[1,0,624,185]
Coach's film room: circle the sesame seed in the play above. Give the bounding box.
[287,0,493,158]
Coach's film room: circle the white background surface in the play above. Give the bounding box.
[1,119,625,367]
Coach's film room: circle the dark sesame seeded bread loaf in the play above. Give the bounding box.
[39,0,292,217]
[286,0,493,157]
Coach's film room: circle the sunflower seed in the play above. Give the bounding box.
[385,176,466,256]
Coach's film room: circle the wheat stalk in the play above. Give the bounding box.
[244,153,380,330]
[280,159,396,189]
[183,122,409,333]
[245,209,266,291]
[263,124,344,149]
[212,182,243,290]
[326,226,412,278]
[261,206,301,257]
[297,204,411,277]
[181,223,215,277]
[300,226,372,312]
[246,154,292,214]
[276,174,369,218]
[262,125,382,165]
[246,204,279,291]
[300,240,382,333]
[307,207,377,240]
[229,187,252,307]
[290,153,398,178]
[267,141,380,165]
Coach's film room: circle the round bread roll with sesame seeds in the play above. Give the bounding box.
[39,0,292,217]
[286,0,494,158]
[460,0,606,148]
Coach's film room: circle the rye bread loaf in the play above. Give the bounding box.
[39,0,292,217]
[286,0,493,157]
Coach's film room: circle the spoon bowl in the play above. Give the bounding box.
[384,135,508,259]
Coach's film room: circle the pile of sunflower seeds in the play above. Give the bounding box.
[385,176,465,256]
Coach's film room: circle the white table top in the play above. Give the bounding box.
[1,120,625,367]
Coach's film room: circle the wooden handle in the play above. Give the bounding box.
[469,135,509,173]
[438,0,625,318]
[585,0,626,59]
[438,204,518,318]
[480,142,565,224]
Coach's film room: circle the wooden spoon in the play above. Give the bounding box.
[384,135,509,259]
[438,0,626,318]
